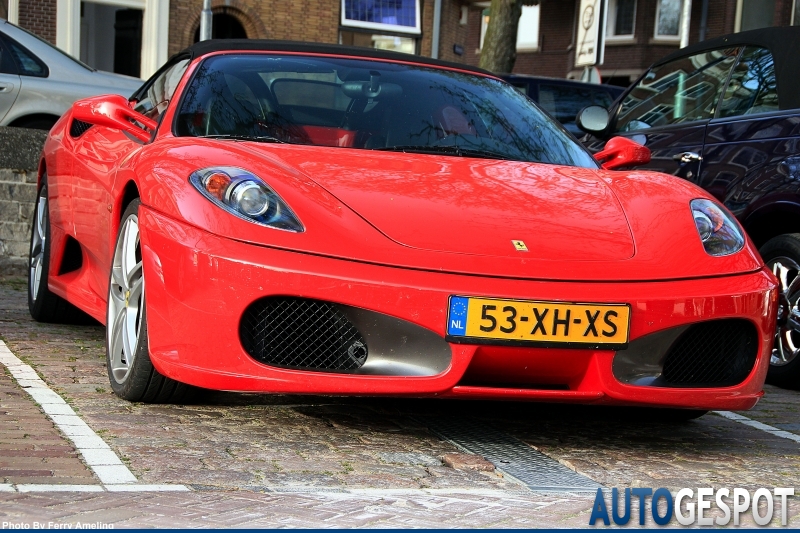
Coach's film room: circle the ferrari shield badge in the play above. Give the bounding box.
[512,240,528,252]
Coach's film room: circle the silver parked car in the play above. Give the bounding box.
[0,19,142,130]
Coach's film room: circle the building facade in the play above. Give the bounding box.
[3,0,798,83]
[439,0,797,85]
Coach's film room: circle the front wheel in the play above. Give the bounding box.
[760,234,800,389]
[106,199,194,403]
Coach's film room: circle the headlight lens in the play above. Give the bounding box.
[189,167,303,232]
[690,198,744,256]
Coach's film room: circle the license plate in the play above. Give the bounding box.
[446,296,630,348]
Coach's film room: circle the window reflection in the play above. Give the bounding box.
[616,48,739,132]
[718,47,778,118]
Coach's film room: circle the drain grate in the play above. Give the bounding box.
[421,417,602,492]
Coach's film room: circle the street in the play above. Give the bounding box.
[1,276,799,528]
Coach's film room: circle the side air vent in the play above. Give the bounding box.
[661,319,758,387]
[240,297,368,372]
[69,119,93,138]
[57,236,83,275]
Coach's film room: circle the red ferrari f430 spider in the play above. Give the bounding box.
[28,41,778,413]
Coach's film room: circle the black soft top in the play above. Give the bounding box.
[653,26,800,110]
[180,39,495,77]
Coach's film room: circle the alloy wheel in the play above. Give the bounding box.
[107,215,144,384]
[29,195,48,303]
[768,256,800,366]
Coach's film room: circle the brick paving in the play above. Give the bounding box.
[0,358,96,486]
[0,276,799,527]
[0,491,596,528]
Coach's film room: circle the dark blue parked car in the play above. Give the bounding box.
[500,74,623,137]
[577,26,800,387]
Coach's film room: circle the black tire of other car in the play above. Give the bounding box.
[760,234,800,389]
[15,116,59,131]
[28,179,82,322]
[106,199,195,403]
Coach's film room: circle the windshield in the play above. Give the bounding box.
[175,54,597,167]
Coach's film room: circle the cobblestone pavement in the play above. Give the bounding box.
[1,276,799,527]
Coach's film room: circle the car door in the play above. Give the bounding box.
[700,46,794,220]
[0,36,21,123]
[588,47,740,180]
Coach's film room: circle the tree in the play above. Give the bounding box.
[479,0,539,74]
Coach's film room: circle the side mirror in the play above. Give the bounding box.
[71,94,157,143]
[594,136,651,170]
[576,105,610,134]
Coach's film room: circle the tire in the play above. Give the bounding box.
[760,234,800,389]
[106,199,195,403]
[28,180,79,323]
[15,117,58,131]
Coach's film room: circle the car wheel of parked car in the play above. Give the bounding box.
[106,200,194,403]
[28,180,77,323]
[15,117,59,131]
[760,234,800,389]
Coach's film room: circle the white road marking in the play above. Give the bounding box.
[8,484,189,493]
[0,340,189,492]
[16,484,105,493]
[714,410,800,443]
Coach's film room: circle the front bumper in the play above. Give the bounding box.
[139,207,777,410]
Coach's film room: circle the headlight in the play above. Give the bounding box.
[690,198,744,256]
[189,167,303,232]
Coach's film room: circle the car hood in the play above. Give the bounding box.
[141,140,765,282]
[283,152,634,261]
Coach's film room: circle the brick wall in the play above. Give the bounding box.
[433,0,794,81]
[18,0,57,44]
[168,0,342,56]
[436,0,471,63]
[0,169,36,275]
[0,128,46,275]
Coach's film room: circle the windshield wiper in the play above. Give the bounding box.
[198,134,287,144]
[374,145,511,160]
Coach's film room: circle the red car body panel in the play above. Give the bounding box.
[37,47,779,410]
[137,206,775,410]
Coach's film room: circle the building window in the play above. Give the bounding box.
[517,5,540,51]
[479,5,540,51]
[606,0,636,40]
[736,0,775,32]
[654,0,681,40]
[341,0,421,34]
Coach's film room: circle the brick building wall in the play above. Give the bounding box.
[18,0,57,44]
[438,0,794,82]
[8,0,798,79]
[1,1,8,20]
[436,0,471,63]
[168,0,347,56]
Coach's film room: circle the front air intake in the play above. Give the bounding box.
[661,319,758,387]
[240,297,368,372]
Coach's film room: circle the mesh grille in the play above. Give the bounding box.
[69,119,93,138]
[662,319,758,387]
[240,297,368,371]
